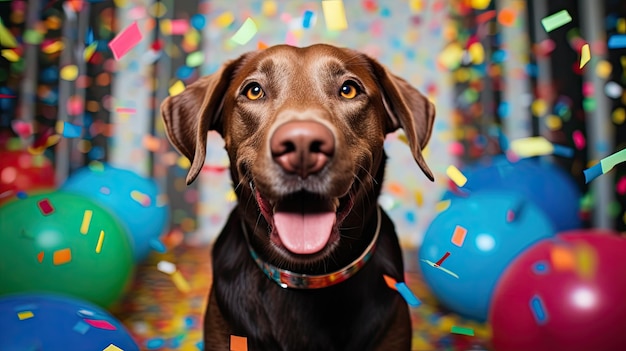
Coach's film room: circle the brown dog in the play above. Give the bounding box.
[161,44,435,351]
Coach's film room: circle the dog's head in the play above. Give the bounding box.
[161,44,434,270]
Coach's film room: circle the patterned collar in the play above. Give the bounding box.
[242,207,381,289]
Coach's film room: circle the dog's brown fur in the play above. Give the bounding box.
[161,44,435,351]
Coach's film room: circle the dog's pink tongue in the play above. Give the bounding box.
[273,212,335,254]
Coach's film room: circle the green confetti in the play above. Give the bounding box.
[0,18,18,48]
[451,326,475,336]
[23,29,44,45]
[230,17,257,45]
[600,148,626,175]
[541,10,572,32]
[185,51,204,68]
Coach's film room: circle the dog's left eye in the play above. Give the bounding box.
[340,81,360,99]
[243,83,265,100]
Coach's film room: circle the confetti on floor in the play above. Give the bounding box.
[541,10,572,32]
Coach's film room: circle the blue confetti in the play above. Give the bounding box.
[149,238,167,253]
[583,163,603,184]
[62,122,82,138]
[552,144,574,158]
[190,14,206,30]
[532,260,550,275]
[530,294,548,325]
[608,35,626,49]
[73,321,90,335]
[303,10,314,28]
[395,282,421,307]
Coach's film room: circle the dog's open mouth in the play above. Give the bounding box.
[255,189,353,255]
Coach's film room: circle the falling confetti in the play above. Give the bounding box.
[230,335,248,351]
[541,10,572,32]
[584,148,626,183]
[395,282,421,307]
[579,44,591,69]
[108,21,143,60]
[321,0,348,31]
[446,165,467,187]
[231,18,258,45]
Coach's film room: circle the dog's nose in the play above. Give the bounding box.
[270,120,335,179]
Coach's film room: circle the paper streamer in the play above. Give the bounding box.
[584,148,626,183]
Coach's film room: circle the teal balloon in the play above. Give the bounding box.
[419,192,556,322]
[0,293,139,350]
[0,191,134,308]
[62,164,169,261]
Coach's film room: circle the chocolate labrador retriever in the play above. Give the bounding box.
[161,43,435,351]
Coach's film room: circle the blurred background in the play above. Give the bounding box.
[1,1,626,350]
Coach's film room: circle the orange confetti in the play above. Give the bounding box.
[37,251,44,263]
[230,335,248,351]
[53,248,72,265]
[550,246,576,271]
[383,274,398,290]
[257,41,268,50]
[451,225,468,247]
[497,8,516,27]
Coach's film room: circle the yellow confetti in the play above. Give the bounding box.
[531,99,548,117]
[510,136,554,158]
[17,311,34,320]
[41,40,64,54]
[168,80,185,97]
[409,0,424,12]
[60,65,79,81]
[321,0,348,31]
[612,107,625,125]
[171,270,191,293]
[438,43,464,70]
[596,60,612,79]
[0,19,18,48]
[80,210,93,234]
[435,199,451,212]
[446,165,467,187]
[262,0,278,17]
[177,156,191,169]
[414,191,424,207]
[579,44,591,69]
[468,42,485,65]
[96,230,105,253]
[1,49,19,62]
[84,41,98,62]
[215,12,235,28]
[102,344,123,351]
[575,243,597,280]
[470,0,491,10]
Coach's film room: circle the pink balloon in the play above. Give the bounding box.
[490,229,626,351]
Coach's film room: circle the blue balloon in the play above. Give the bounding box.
[419,192,555,321]
[0,293,139,350]
[62,164,169,261]
[443,156,582,232]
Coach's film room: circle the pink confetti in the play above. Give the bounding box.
[170,19,189,35]
[108,21,143,60]
[11,120,33,138]
[83,318,117,330]
[616,176,626,195]
[572,130,586,150]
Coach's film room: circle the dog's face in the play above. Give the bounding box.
[161,44,434,269]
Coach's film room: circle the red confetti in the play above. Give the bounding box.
[37,251,44,263]
[435,252,451,267]
[37,199,54,215]
[383,274,398,290]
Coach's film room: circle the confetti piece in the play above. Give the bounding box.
[552,144,574,158]
[446,165,467,187]
[572,130,586,150]
[532,260,550,275]
[37,199,54,216]
[497,8,516,27]
[395,282,421,307]
[608,35,626,49]
[580,44,591,69]
[0,94,16,98]
[0,19,18,48]
[168,80,185,97]
[435,251,451,266]
[95,230,105,253]
[130,190,151,207]
[215,12,235,28]
[171,270,191,293]
[584,149,626,183]
[541,10,572,32]
[550,246,575,271]
[321,0,348,31]
[303,10,314,28]
[149,239,167,253]
[108,21,143,60]
[451,225,468,247]
[103,344,123,351]
[186,51,204,67]
[231,18,257,45]
[60,65,79,81]
[17,311,34,320]
[41,40,64,54]
[53,248,72,265]
[80,210,93,234]
[57,121,82,138]
[421,259,459,279]
[116,107,137,114]
[230,335,248,351]
[470,0,491,10]
[170,19,190,35]
[530,295,548,324]
[84,318,117,330]
[73,321,90,334]
[435,199,451,212]
[142,135,161,152]
[451,326,475,336]
[383,274,398,290]
[84,41,98,61]
[157,260,177,274]
[510,136,554,158]
[575,243,597,280]
[1,49,19,62]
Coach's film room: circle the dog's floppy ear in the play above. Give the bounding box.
[367,58,436,181]
[160,58,243,185]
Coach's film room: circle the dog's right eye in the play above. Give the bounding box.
[243,83,265,100]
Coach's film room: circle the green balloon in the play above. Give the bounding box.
[0,191,135,308]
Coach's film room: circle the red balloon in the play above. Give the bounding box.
[490,229,626,351]
[0,149,55,205]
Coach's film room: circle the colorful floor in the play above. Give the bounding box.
[115,245,493,351]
